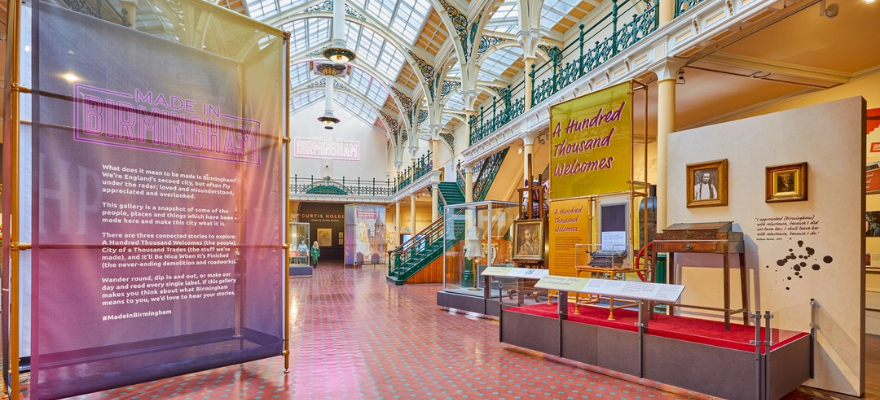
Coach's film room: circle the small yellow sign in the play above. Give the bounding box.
[548,198,592,277]
[549,82,633,200]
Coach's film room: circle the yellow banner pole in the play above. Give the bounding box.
[282,32,292,374]
[6,0,23,396]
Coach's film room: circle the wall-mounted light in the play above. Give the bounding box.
[819,0,839,18]
[63,73,79,82]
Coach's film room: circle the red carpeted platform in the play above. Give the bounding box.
[506,303,808,353]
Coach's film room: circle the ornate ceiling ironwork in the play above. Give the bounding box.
[390,86,414,126]
[407,50,436,100]
[303,0,367,20]
[440,81,460,98]
[477,36,505,59]
[440,132,455,153]
[418,110,429,124]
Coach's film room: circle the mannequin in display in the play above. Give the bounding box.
[464,213,485,289]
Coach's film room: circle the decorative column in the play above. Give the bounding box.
[410,194,417,235]
[518,29,540,110]
[395,201,401,243]
[431,183,439,221]
[660,0,675,25]
[464,166,474,203]
[652,58,685,233]
[429,124,441,169]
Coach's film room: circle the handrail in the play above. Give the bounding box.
[394,218,443,255]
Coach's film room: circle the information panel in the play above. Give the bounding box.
[548,198,591,277]
[27,5,285,399]
[549,82,632,199]
[344,204,386,265]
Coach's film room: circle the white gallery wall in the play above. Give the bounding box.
[290,102,390,183]
[667,97,865,396]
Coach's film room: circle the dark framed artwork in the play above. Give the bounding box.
[766,162,808,203]
[686,159,728,208]
[512,220,544,261]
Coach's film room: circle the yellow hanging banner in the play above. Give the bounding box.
[549,82,633,200]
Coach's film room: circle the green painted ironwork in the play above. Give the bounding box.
[469,80,526,145]
[394,150,433,192]
[530,0,658,107]
[675,0,703,17]
[290,175,395,196]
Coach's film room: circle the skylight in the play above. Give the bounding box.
[247,0,308,19]
[446,64,461,79]
[291,90,325,112]
[346,22,406,82]
[441,114,453,125]
[484,0,519,34]
[336,91,380,126]
[283,18,331,54]
[541,0,579,30]
[478,47,522,82]
[445,92,464,110]
[290,62,315,87]
[347,0,431,45]
[347,68,390,105]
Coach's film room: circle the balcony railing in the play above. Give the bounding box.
[530,0,659,107]
[290,175,395,196]
[469,81,527,145]
[290,151,435,197]
[394,151,433,192]
[675,0,705,17]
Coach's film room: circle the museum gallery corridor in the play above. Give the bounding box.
[45,262,827,400]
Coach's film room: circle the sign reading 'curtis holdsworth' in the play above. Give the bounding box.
[549,82,632,199]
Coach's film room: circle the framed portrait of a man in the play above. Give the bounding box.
[766,162,808,203]
[512,220,544,261]
[686,159,728,208]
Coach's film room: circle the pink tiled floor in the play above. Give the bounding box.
[40,262,815,399]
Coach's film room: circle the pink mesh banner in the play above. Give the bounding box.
[26,4,285,399]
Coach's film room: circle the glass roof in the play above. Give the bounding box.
[346,0,431,45]
[290,62,316,87]
[247,0,309,19]
[478,47,522,82]
[441,114,453,125]
[347,68,390,105]
[292,89,325,112]
[345,22,406,82]
[290,89,382,130]
[444,91,464,110]
[336,91,380,126]
[541,0,579,30]
[484,0,519,34]
[282,18,331,54]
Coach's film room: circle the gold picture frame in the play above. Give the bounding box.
[512,220,544,261]
[766,162,808,203]
[317,228,333,247]
[686,159,728,208]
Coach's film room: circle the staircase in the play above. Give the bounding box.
[387,150,509,285]
[387,217,443,285]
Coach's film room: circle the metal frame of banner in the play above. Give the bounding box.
[282,31,292,374]
[5,0,25,396]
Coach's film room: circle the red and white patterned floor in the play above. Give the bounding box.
[53,262,826,400]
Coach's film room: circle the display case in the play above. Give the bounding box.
[289,222,312,271]
[442,201,518,298]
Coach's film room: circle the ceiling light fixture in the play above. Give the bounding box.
[323,47,357,64]
[819,0,839,17]
[323,0,357,64]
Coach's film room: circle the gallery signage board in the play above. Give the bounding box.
[535,276,685,303]
[548,82,633,200]
[23,5,284,400]
[548,198,591,277]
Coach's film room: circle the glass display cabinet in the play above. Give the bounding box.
[443,201,518,297]
[289,222,311,267]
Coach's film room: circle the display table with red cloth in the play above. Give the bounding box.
[500,302,811,400]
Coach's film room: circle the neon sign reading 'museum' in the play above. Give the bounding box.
[75,84,262,165]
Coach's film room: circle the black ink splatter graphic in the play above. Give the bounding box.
[774,241,835,291]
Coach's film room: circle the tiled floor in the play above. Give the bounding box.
[53,261,706,400]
